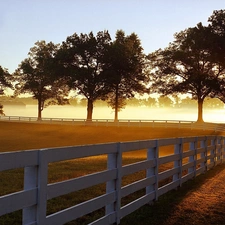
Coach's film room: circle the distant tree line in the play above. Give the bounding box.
[1,9,225,122]
[1,95,224,109]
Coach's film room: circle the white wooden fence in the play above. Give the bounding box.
[1,115,225,132]
[0,135,225,225]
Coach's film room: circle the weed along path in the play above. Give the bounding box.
[121,163,225,225]
[162,164,225,225]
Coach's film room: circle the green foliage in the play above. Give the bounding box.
[207,10,225,103]
[58,31,112,120]
[149,21,225,122]
[103,30,149,120]
[14,41,69,119]
[0,66,12,94]
[0,66,12,115]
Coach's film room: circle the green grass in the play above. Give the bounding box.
[0,121,222,224]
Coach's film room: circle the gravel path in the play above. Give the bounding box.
[162,164,225,225]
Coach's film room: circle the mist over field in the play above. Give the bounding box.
[3,105,225,123]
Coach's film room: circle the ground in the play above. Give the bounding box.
[162,164,225,225]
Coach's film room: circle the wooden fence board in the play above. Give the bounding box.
[47,169,117,200]
[0,134,224,225]
[121,176,156,198]
[0,150,39,171]
[46,192,116,225]
[122,160,155,176]
[121,192,155,218]
[0,189,37,216]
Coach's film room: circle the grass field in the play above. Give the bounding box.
[0,121,220,152]
[0,121,223,225]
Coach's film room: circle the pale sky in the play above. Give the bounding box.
[1,0,225,73]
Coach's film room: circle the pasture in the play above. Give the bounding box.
[0,121,222,224]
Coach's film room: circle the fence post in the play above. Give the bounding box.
[216,137,220,164]
[222,137,225,163]
[173,138,183,187]
[188,137,197,177]
[146,140,159,202]
[200,136,207,172]
[36,150,49,224]
[23,166,38,225]
[210,137,216,166]
[106,143,122,225]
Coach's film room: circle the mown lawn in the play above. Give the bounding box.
[0,121,219,152]
[0,121,222,225]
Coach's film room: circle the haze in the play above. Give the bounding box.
[3,105,225,123]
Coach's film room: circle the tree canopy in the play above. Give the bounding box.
[57,31,112,121]
[0,66,12,115]
[14,41,69,120]
[103,30,149,121]
[0,66,12,95]
[3,9,225,122]
[148,21,225,122]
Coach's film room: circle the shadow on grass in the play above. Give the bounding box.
[120,163,225,225]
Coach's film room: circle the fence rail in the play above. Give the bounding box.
[0,135,225,224]
[1,115,225,132]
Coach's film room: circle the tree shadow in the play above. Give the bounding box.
[120,163,225,225]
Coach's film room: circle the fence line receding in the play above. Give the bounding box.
[0,135,224,225]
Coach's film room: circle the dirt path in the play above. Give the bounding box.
[162,164,225,225]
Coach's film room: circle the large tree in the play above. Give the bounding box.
[207,10,225,103]
[14,41,69,120]
[0,66,12,115]
[58,31,111,121]
[149,23,224,123]
[104,30,149,121]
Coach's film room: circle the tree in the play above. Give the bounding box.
[180,97,197,108]
[14,41,69,120]
[149,23,223,123]
[173,95,182,108]
[104,30,149,121]
[204,97,224,109]
[158,96,174,108]
[0,66,12,115]
[207,10,225,104]
[126,97,142,106]
[143,97,157,107]
[58,31,111,121]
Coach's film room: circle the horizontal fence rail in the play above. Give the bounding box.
[1,115,225,132]
[0,135,225,224]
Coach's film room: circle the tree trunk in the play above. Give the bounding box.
[86,99,93,121]
[197,98,204,123]
[37,99,42,121]
[0,104,5,116]
[114,85,119,122]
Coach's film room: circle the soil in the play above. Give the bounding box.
[162,164,225,225]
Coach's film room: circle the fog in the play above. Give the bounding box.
[2,105,225,123]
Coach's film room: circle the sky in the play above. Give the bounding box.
[1,0,225,73]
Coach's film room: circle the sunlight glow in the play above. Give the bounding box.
[3,105,225,123]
